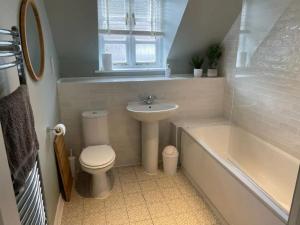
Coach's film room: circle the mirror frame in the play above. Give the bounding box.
[20,0,45,81]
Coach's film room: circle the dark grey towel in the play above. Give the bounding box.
[0,85,39,193]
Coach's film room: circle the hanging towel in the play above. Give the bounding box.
[0,85,39,193]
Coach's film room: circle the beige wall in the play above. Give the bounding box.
[221,0,300,159]
[0,0,60,224]
[57,77,225,167]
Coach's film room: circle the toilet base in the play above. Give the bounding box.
[91,172,112,199]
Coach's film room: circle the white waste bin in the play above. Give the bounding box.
[162,145,179,176]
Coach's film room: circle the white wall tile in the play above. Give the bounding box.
[221,0,300,160]
[57,78,225,166]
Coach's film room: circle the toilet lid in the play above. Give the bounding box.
[80,145,115,168]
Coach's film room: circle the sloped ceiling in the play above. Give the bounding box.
[45,0,242,77]
[44,0,99,77]
[168,0,243,74]
[162,0,189,61]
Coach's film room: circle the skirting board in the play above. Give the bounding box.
[53,194,64,225]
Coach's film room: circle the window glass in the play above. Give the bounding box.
[104,43,127,64]
[98,0,163,69]
[136,43,156,63]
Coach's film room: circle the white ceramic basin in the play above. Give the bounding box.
[127,102,179,122]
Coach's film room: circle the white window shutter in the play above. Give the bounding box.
[98,0,162,36]
[152,0,162,34]
[132,0,162,34]
[98,0,128,32]
[98,0,163,68]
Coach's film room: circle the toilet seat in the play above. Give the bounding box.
[80,145,116,169]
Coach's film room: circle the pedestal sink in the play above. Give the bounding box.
[127,102,179,174]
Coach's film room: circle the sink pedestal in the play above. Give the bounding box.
[142,122,159,174]
[127,102,179,174]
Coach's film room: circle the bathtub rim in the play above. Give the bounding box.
[181,127,290,223]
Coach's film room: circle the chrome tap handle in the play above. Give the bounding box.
[143,95,157,104]
[147,95,156,100]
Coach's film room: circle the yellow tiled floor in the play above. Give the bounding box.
[61,167,221,225]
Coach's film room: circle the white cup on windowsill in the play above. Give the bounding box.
[102,53,112,71]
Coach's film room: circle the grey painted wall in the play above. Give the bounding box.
[168,0,243,74]
[162,0,189,62]
[44,0,99,77]
[45,0,188,77]
[0,0,60,224]
[45,0,241,77]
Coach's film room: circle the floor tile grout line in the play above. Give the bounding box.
[134,167,164,225]
[108,168,124,225]
[120,167,144,224]
[64,167,221,225]
[140,184,155,225]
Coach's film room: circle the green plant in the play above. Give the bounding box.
[190,56,204,69]
[207,44,222,69]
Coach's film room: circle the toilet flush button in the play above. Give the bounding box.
[82,110,108,119]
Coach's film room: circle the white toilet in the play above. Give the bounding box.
[79,110,116,199]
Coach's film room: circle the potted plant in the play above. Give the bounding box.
[206,44,222,77]
[190,56,204,77]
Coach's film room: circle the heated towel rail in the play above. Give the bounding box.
[0,26,26,84]
[0,27,47,225]
[16,163,47,225]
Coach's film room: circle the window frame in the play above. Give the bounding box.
[98,0,163,70]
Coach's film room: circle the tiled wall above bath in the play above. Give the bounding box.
[57,77,225,167]
[221,0,300,159]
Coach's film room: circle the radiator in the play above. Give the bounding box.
[15,162,47,225]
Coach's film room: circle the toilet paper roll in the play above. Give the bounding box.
[53,124,66,136]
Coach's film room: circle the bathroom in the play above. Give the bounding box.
[0,0,300,224]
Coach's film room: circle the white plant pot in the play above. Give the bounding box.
[193,69,203,77]
[207,69,218,77]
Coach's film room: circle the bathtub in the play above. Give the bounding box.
[180,123,299,225]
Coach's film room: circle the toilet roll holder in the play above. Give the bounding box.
[46,124,66,136]
[46,127,59,133]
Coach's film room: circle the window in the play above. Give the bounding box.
[98,0,163,70]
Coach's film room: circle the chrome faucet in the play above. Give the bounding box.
[142,95,157,105]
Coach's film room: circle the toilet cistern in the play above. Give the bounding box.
[79,110,116,199]
[127,100,178,174]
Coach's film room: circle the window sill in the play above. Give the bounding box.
[57,75,225,84]
[95,68,165,76]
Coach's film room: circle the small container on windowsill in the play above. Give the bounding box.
[102,53,112,71]
[207,69,218,77]
[193,68,203,77]
[165,64,171,77]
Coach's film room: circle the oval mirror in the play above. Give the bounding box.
[20,0,45,81]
